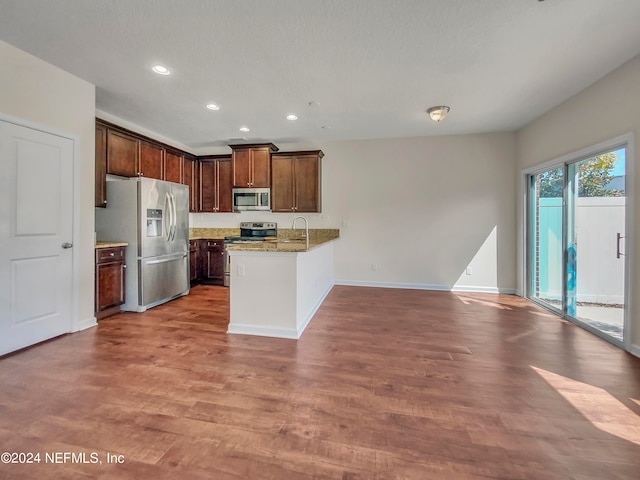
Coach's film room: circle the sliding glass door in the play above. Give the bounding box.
[527,147,627,346]
[566,152,626,342]
[529,167,563,313]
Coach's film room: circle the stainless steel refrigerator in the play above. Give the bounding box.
[95,177,189,312]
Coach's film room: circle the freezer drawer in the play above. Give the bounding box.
[138,252,189,311]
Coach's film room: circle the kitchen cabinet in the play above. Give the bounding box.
[95,246,126,319]
[199,155,232,213]
[106,129,139,177]
[95,122,107,207]
[189,239,200,285]
[139,140,164,179]
[164,150,183,184]
[231,144,278,188]
[183,155,199,212]
[202,239,225,285]
[271,151,323,213]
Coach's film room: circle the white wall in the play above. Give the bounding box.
[517,53,640,352]
[0,40,96,328]
[193,133,517,293]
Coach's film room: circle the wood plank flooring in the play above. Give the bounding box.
[1,285,640,479]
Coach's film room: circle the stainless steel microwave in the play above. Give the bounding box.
[232,188,271,211]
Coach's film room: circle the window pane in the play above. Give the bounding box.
[529,168,563,311]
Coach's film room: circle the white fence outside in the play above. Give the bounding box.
[539,197,625,305]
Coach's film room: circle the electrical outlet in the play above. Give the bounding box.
[371,264,378,271]
[466,267,472,275]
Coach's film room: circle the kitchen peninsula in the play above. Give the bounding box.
[226,231,339,339]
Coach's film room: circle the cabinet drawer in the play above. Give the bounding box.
[96,247,125,263]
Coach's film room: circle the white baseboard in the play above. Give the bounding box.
[73,316,97,332]
[297,283,334,338]
[227,323,299,339]
[334,279,516,295]
[628,343,640,359]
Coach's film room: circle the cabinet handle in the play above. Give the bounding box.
[123,265,127,268]
[104,200,108,205]
[109,252,115,256]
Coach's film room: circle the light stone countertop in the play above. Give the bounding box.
[225,237,337,253]
[95,241,128,249]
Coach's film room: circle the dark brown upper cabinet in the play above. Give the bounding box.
[95,122,107,207]
[164,151,183,184]
[271,151,323,213]
[106,129,138,177]
[139,140,164,179]
[230,144,278,188]
[199,155,232,213]
[183,155,199,212]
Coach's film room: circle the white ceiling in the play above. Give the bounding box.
[1,0,640,149]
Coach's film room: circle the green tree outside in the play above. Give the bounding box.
[538,153,623,198]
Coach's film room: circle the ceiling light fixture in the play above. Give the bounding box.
[206,103,220,111]
[239,126,250,132]
[286,114,298,121]
[427,106,450,122]
[151,65,171,75]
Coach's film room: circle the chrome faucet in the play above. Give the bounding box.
[292,216,309,250]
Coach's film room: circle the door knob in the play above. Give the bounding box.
[62,242,73,249]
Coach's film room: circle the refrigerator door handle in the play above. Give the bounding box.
[163,192,171,240]
[170,192,177,241]
[146,253,187,265]
[167,192,175,242]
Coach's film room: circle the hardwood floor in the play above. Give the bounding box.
[1,285,639,479]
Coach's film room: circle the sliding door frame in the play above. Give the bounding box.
[520,133,634,352]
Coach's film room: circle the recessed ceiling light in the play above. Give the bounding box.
[239,126,250,132]
[286,114,298,121]
[151,65,171,75]
[206,103,220,111]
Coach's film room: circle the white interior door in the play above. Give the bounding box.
[0,119,74,356]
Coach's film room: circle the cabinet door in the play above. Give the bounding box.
[165,151,183,183]
[139,141,164,179]
[204,240,224,285]
[271,155,295,212]
[95,262,125,311]
[294,154,320,212]
[95,123,107,207]
[199,160,217,212]
[217,158,233,212]
[107,130,138,176]
[232,148,252,187]
[251,148,271,188]
[95,247,126,313]
[189,240,199,283]
[183,156,198,212]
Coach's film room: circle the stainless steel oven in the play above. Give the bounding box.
[223,222,277,286]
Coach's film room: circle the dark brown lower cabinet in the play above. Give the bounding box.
[189,240,200,285]
[190,239,225,286]
[202,239,225,285]
[95,246,126,319]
